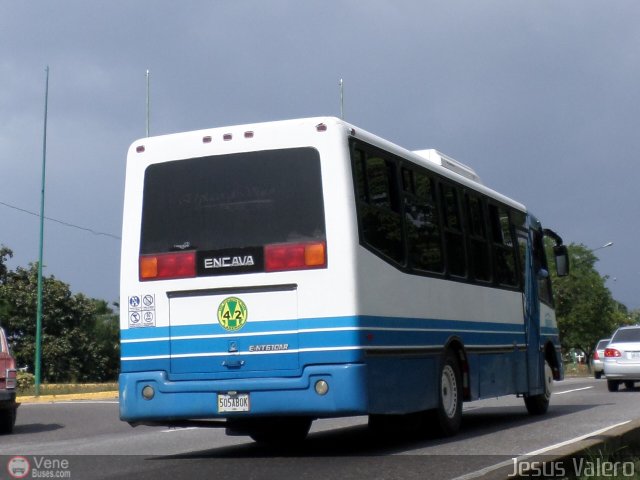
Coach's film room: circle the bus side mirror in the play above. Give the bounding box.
[553,245,570,277]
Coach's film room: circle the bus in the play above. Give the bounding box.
[119,116,569,443]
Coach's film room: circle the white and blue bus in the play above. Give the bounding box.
[119,117,569,442]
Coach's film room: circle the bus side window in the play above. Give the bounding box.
[466,194,491,282]
[353,150,403,264]
[533,229,553,305]
[403,167,444,274]
[489,204,518,287]
[352,148,368,203]
[441,183,466,278]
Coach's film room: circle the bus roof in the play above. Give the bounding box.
[129,116,527,213]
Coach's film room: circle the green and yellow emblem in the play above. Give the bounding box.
[217,297,248,331]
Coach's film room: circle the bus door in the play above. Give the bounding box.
[168,287,300,376]
[516,228,543,394]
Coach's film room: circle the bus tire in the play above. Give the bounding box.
[246,417,312,446]
[524,361,552,415]
[432,350,462,437]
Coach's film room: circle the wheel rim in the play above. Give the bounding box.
[441,364,458,418]
[543,362,553,400]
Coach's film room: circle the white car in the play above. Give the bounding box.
[603,326,640,392]
[591,338,609,379]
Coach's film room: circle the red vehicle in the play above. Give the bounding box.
[0,327,18,434]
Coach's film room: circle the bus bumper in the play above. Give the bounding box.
[119,364,368,423]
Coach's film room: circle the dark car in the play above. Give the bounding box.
[0,327,18,433]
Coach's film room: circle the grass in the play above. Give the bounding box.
[18,382,118,397]
[564,363,592,377]
[570,445,640,480]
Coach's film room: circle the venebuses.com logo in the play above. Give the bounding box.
[7,456,71,479]
[7,457,30,479]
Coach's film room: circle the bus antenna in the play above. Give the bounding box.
[146,69,150,137]
[339,78,344,119]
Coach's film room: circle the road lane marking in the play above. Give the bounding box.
[524,420,631,455]
[553,386,594,395]
[162,427,200,433]
[451,420,632,480]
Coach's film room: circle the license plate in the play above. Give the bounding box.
[629,352,640,360]
[217,393,250,413]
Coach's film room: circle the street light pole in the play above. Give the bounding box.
[593,242,613,252]
[35,66,50,396]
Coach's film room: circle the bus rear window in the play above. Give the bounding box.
[140,148,326,273]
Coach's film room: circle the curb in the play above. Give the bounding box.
[17,391,119,403]
[477,418,640,479]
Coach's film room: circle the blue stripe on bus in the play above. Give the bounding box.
[540,326,560,336]
[120,314,543,365]
[121,315,530,341]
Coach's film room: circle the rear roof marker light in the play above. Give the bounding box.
[316,123,327,132]
[136,145,145,153]
[223,133,232,141]
[202,135,212,143]
[244,131,254,138]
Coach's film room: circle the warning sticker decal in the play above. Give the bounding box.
[128,294,156,328]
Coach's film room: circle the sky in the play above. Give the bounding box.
[1,1,639,310]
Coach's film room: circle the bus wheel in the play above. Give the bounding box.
[432,350,462,437]
[524,361,553,415]
[246,417,312,446]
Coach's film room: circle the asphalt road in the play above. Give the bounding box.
[1,376,639,480]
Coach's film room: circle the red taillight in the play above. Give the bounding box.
[593,350,600,360]
[139,252,196,281]
[605,348,622,358]
[265,242,327,272]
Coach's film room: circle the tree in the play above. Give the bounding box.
[0,255,119,383]
[0,245,13,326]
[0,245,12,281]
[550,243,630,369]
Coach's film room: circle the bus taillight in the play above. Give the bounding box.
[139,252,196,281]
[265,241,327,272]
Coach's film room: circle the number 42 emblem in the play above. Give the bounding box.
[217,297,248,331]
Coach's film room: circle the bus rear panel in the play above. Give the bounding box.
[119,119,368,424]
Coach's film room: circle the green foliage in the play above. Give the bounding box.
[550,243,631,365]
[0,244,119,383]
[16,371,35,392]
